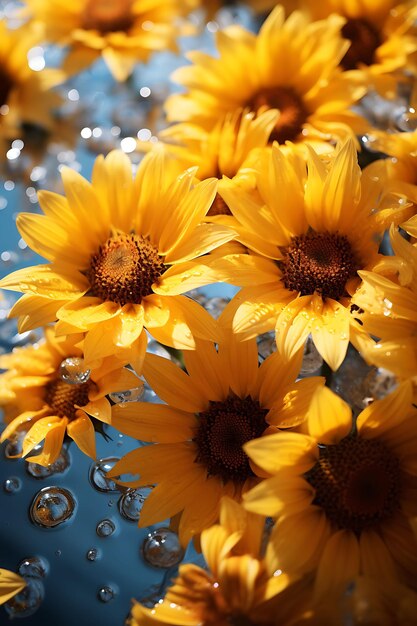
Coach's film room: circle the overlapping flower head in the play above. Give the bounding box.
[108,324,323,546]
[0,149,237,373]
[213,139,411,370]
[165,5,370,154]
[278,0,417,92]
[0,20,62,145]
[22,0,199,81]
[0,328,140,466]
[244,381,417,598]
[128,497,313,626]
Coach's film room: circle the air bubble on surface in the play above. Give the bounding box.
[96,518,116,538]
[142,528,184,568]
[29,486,76,528]
[89,457,120,493]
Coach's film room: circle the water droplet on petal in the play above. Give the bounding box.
[96,518,116,537]
[97,585,115,602]
[89,457,120,493]
[3,476,21,493]
[118,488,151,522]
[18,556,49,579]
[29,486,76,528]
[26,448,71,478]
[59,357,91,384]
[4,578,44,618]
[142,528,184,568]
[109,386,143,405]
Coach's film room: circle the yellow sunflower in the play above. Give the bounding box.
[24,0,198,81]
[0,149,235,372]
[244,381,417,596]
[278,0,417,87]
[129,497,312,626]
[213,139,411,370]
[0,327,140,466]
[108,327,324,546]
[352,221,417,379]
[0,570,26,606]
[165,5,369,153]
[0,20,62,142]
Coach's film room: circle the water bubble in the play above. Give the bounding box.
[96,518,116,538]
[26,448,70,479]
[395,107,417,132]
[4,578,44,618]
[89,457,120,493]
[108,386,143,405]
[4,432,25,458]
[59,357,91,384]
[97,585,115,602]
[29,486,76,528]
[142,528,184,568]
[3,476,21,493]
[118,488,152,522]
[18,556,49,579]
[86,548,99,562]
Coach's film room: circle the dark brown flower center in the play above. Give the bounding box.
[341,18,381,70]
[0,68,13,109]
[248,86,307,144]
[194,395,268,483]
[44,378,93,420]
[82,0,134,34]
[207,193,232,217]
[307,435,402,534]
[86,233,165,306]
[280,231,358,300]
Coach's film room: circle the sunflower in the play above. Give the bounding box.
[108,327,324,546]
[128,497,312,626]
[24,0,198,81]
[0,570,26,606]
[165,5,369,153]
[352,221,417,379]
[0,149,236,371]
[244,381,417,596]
[0,20,62,143]
[277,0,417,88]
[213,139,411,371]
[0,327,140,466]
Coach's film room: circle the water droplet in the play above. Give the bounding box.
[3,476,21,493]
[4,432,25,458]
[4,578,44,618]
[26,448,71,478]
[29,486,76,528]
[96,518,116,537]
[18,556,49,579]
[89,457,120,493]
[142,528,184,568]
[97,585,115,602]
[395,107,417,132]
[86,548,99,562]
[118,488,152,522]
[59,357,91,384]
[108,386,143,404]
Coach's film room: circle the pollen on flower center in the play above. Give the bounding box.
[341,18,381,70]
[86,233,165,306]
[248,86,307,144]
[207,193,232,217]
[280,231,358,300]
[0,69,13,108]
[82,0,134,34]
[44,378,92,420]
[194,395,268,483]
[307,436,402,534]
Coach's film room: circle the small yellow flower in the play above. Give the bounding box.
[244,382,417,596]
[24,0,198,81]
[0,328,140,466]
[166,6,369,152]
[0,150,236,371]
[0,570,26,606]
[108,327,323,546]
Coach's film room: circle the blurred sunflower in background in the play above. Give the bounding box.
[165,5,369,153]
[23,0,199,81]
[108,326,323,546]
[244,381,417,596]
[0,328,140,466]
[0,570,26,606]
[0,149,236,372]
[129,497,313,626]
[213,139,410,370]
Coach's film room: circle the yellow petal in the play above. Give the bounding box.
[244,431,318,475]
[112,403,196,443]
[66,413,96,459]
[25,418,68,467]
[0,570,26,605]
[306,385,353,444]
[21,415,61,457]
[314,529,360,600]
